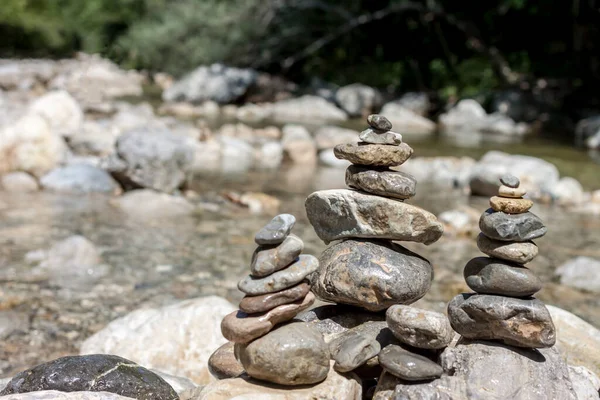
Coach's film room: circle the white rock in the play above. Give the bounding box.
[236,103,272,122]
[440,99,528,136]
[111,190,195,219]
[69,120,119,156]
[379,102,436,134]
[218,136,254,174]
[81,296,236,384]
[556,257,600,293]
[393,92,430,116]
[151,369,198,394]
[397,156,476,188]
[281,125,317,164]
[335,83,382,117]
[40,164,121,194]
[29,90,83,138]
[437,207,479,236]
[270,95,348,123]
[1,172,39,192]
[0,391,132,400]
[551,177,585,205]
[0,59,57,90]
[318,149,350,168]
[314,126,358,150]
[254,141,283,170]
[191,140,222,175]
[569,366,600,400]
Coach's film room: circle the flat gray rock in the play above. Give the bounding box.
[250,234,303,277]
[305,189,443,245]
[378,345,443,381]
[359,128,403,145]
[448,293,556,348]
[254,214,296,245]
[479,208,547,241]
[477,233,538,264]
[500,173,520,188]
[235,322,330,386]
[312,239,433,311]
[239,282,310,314]
[386,305,453,349]
[238,254,318,295]
[334,142,413,167]
[368,114,393,131]
[332,333,381,373]
[345,165,416,199]
[464,257,542,297]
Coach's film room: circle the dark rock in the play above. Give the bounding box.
[464,257,542,297]
[378,345,442,381]
[367,114,393,132]
[254,214,296,245]
[250,234,303,277]
[239,282,310,314]
[500,174,520,188]
[345,166,416,200]
[479,209,547,241]
[333,142,413,167]
[0,354,178,399]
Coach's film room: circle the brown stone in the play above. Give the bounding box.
[477,233,538,264]
[207,342,244,380]
[498,185,527,198]
[239,283,311,314]
[333,142,413,167]
[490,196,533,214]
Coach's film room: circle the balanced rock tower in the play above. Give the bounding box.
[448,174,556,347]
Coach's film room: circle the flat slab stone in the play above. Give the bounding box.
[498,185,526,198]
[250,234,303,277]
[345,166,416,199]
[239,282,310,314]
[333,142,413,167]
[312,239,433,311]
[221,292,315,343]
[305,189,443,245]
[359,129,403,145]
[207,342,244,380]
[235,322,330,386]
[378,345,443,381]
[386,305,453,349]
[463,257,542,297]
[476,233,538,264]
[368,114,393,131]
[238,254,318,295]
[254,214,296,245]
[479,208,547,242]
[489,196,533,214]
[331,332,381,373]
[448,293,556,348]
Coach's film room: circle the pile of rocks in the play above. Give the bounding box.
[219,214,331,386]
[448,174,556,348]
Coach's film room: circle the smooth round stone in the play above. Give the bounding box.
[221,292,315,343]
[250,234,303,277]
[490,196,533,214]
[463,257,542,297]
[498,184,527,198]
[238,254,319,295]
[235,322,330,385]
[359,128,403,145]
[367,114,393,131]
[447,293,556,348]
[239,282,310,314]
[477,233,538,264]
[333,142,413,167]
[378,345,443,381]
[500,174,520,188]
[254,214,296,245]
[479,209,547,242]
[386,305,453,349]
[208,342,245,380]
[345,165,416,199]
[331,332,381,373]
[311,239,433,311]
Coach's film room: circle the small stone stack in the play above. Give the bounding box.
[220,214,331,386]
[448,174,556,348]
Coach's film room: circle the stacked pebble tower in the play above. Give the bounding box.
[448,174,556,348]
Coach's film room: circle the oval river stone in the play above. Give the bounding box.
[333,142,413,167]
[463,257,542,297]
[476,233,538,264]
[345,165,416,199]
[479,208,547,242]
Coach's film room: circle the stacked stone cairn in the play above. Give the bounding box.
[448,174,556,348]
[304,115,456,388]
[219,214,332,386]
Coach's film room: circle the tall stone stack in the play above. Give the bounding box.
[448,174,556,348]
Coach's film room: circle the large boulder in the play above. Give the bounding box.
[163,64,257,104]
[569,366,600,400]
[556,256,600,293]
[335,83,382,117]
[0,391,132,400]
[379,102,436,134]
[270,95,348,123]
[440,99,528,136]
[80,296,236,384]
[40,164,121,194]
[29,90,83,138]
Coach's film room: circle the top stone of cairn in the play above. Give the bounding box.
[500,174,520,188]
[255,214,296,245]
[367,114,393,132]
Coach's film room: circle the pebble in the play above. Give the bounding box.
[490,196,533,214]
[254,214,296,245]
[447,293,556,348]
[235,322,330,385]
[333,142,413,167]
[367,114,393,131]
[221,292,315,343]
[238,282,310,314]
[479,209,547,242]
[378,345,443,381]
[359,128,403,145]
[498,184,527,198]
[345,165,416,199]
[332,333,381,373]
[386,305,454,349]
[250,234,303,277]
[477,234,538,264]
[238,254,319,295]
[305,189,443,245]
[311,239,433,311]
[500,174,520,188]
[207,342,245,380]
[463,257,542,297]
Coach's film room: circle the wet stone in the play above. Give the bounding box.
[490,196,533,214]
[500,174,520,188]
[447,293,556,348]
[332,332,381,373]
[476,234,538,264]
[368,114,393,132]
[359,128,403,145]
[386,305,454,349]
[378,345,443,381]
[479,209,547,242]
[239,282,310,314]
[238,254,319,295]
[345,165,416,200]
[333,142,413,167]
[498,185,527,198]
[208,341,245,380]
[254,213,296,245]
[463,257,542,297]
[250,234,303,277]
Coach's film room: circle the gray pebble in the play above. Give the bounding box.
[332,333,381,373]
[250,234,304,277]
[238,254,318,295]
[359,128,403,145]
[479,209,547,242]
[367,114,393,131]
[378,344,443,381]
[255,214,296,245]
[500,174,520,188]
